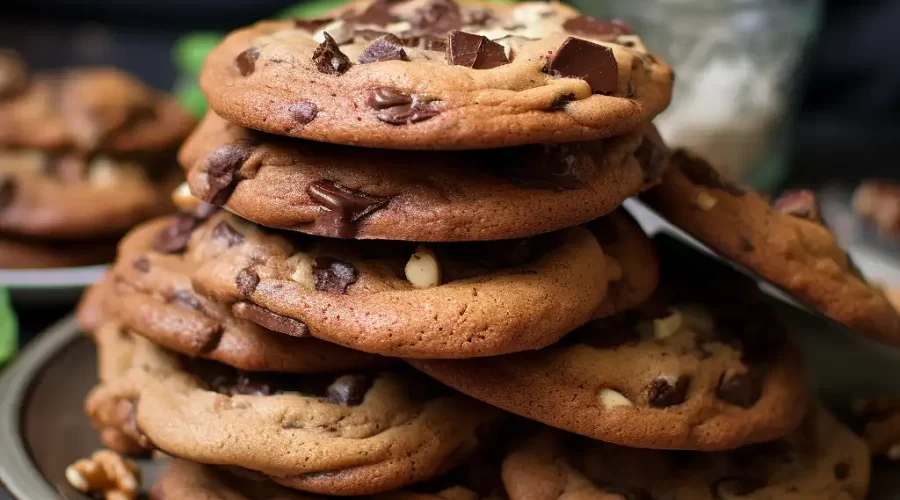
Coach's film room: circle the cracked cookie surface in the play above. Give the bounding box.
[200,0,672,150]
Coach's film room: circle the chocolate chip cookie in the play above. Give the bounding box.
[175,210,611,358]
[0,149,180,239]
[502,407,870,500]
[642,150,900,346]
[0,66,195,152]
[200,0,673,150]
[90,214,390,373]
[178,112,667,241]
[85,323,503,495]
[410,237,809,451]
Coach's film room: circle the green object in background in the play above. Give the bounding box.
[173,32,224,76]
[173,77,208,118]
[0,288,17,367]
[278,0,351,19]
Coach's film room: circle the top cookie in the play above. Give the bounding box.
[0,63,195,153]
[200,0,673,150]
[642,150,900,346]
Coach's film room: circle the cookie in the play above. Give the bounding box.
[178,112,667,241]
[0,66,195,152]
[0,149,180,239]
[410,236,809,451]
[854,396,900,459]
[94,214,391,373]
[0,234,118,269]
[200,0,673,150]
[502,406,870,500]
[642,150,900,345]
[151,459,505,500]
[178,209,612,358]
[85,323,503,495]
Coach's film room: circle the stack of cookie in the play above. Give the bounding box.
[74,1,874,498]
[0,50,195,269]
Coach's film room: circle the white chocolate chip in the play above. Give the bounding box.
[288,252,315,289]
[87,156,119,188]
[171,182,201,212]
[599,388,633,409]
[313,20,354,45]
[694,191,718,210]
[888,443,900,461]
[652,309,683,340]
[513,3,555,25]
[605,255,623,282]
[405,246,442,289]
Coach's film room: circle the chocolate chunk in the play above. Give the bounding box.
[366,88,444,125]
[774,189,821,223]
[358,34,409,64]
[410,0,462,36]
[494,144,585,191]
[834,462,850,480]
[647,376,690,408]
[294,17,335,32]
[326,374,375,406]
[446,30,509,69]
[601,486,655,500]
[563,16,632,37]
[235,47,260,77]
[545,37,618,94]
[152,215,200,254]
[710,477,766,499]
[354,0,396,26]
[233,301,309,337]
[716,372,761,408]
[401,34,448,52]
[0,50,28,99]
[306,180,390,238]
[287,101,319,125]
[312,32,352,75]
[0,177,16,210]
[675,151,746,196]
[211,221,245,247]
[549,93,576,110]
[235,268,260,299]
[132,257,150,273]
[312,257,359,294]
[635,129,669,185]
[204,140,254,205]
[168,289,202,311]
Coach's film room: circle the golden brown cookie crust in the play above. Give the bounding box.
[200,1,672,150]
[642,150,900,345]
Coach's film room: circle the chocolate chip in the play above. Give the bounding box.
[366,88,444,125]
[446,30,509,69]
[774,189,821,223]
[710,477,766,499]
[410,0,462,36]
[312,257,359,294]
[313,32,352,75]
[168,289,202,311]
[232,301,309,337]
[211,221,245,247]
[152,215,200,254]
[544,37,618,94]
[0,177,16,210]
[601,486,654,500]
[204,140,255,205]
[834,462,850,480]
[716,372,761,408]
[635,129,669,185]
[401,34,448,52]
[326,374,375,406]
[563,16,632,37]
[294,17,335,32]
[132,257,150,272]
[306,180,390,238]
[235,268,260,299]
[235,47,260,77]
[675,151,745,196]
[549,93,576,110]
[287,101,319,125]
[647,376,690,408]
[354,0,396,26]
[358,34,409,64]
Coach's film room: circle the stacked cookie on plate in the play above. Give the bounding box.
[74,0,872,498]
[0,50,195,269]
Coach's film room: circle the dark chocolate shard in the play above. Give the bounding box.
[287,101,319,125]
[306,180,390,238]
[358,34,410,64]
[446,30,509,69]
[563,16,632,37]
[544,37,618,95]
[203,140,255,205]
[365,88,444,125]
[235,47,260,77]
[211,221,245,247]
[312,256,359,294]
[312,32,352,75]
[152,215,201,254]
[647,376,690,408]
[232,301,309,337]
[326,374,375,406]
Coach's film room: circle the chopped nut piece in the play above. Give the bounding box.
[652,310,683,340]
[405,246,442,289]
[65,450,141,500]
[694,191,718,210]
[599,388,633,409]
[288,252,315,289]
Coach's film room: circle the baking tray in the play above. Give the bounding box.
[3,270,900,498]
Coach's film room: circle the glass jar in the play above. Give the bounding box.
[573,0,822,190]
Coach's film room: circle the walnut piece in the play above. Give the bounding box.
[65,450,141,500]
